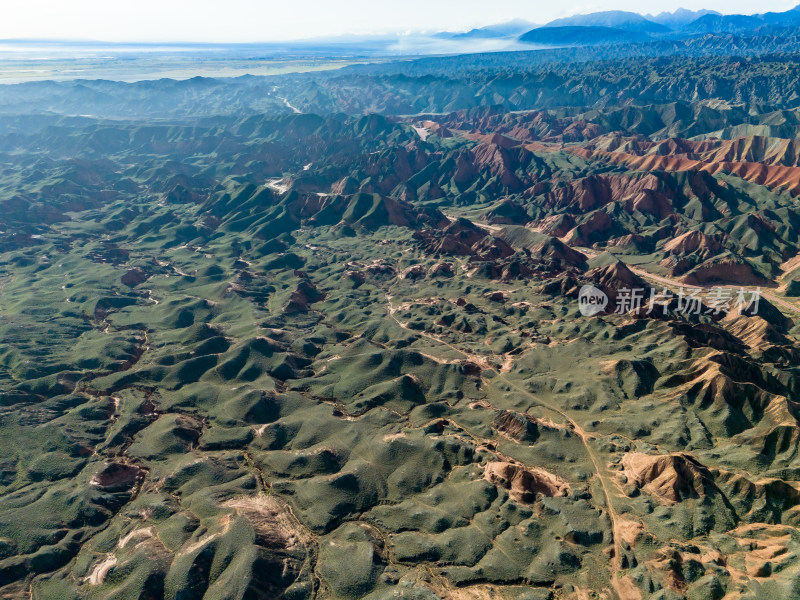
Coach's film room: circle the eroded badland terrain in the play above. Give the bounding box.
[5,43,800,600]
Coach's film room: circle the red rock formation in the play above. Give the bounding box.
[680,258,768,286]
[664,231,723,258]
[622,453,714,504]
[121,267,149,288]
[485,461,569,503]
[571,139,800,196]
[91,462,147,492]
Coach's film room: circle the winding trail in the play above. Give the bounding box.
[384,291,636,598]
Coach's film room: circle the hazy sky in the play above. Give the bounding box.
[3,0,799,43]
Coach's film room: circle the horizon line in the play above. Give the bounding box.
[0,5,792,47]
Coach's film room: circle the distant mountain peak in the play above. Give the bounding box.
[648,8,720,18]
[519,25,650,47]
[646,8,720,29]
[682,4,800,33]
[542,10,670,34]
[440,19,538,40]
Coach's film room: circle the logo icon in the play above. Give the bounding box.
[578,285,608,316]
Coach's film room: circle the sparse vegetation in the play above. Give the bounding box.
[4,32,800,600]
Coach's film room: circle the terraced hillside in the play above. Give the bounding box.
[5,52,800,600]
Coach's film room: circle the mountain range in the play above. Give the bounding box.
[437,5,800,48]
[436,19,538,40]
[7,46,800,597]
[646,7,720,28]
[7,5,800,600]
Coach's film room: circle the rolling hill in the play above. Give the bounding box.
[5,9,800,600]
